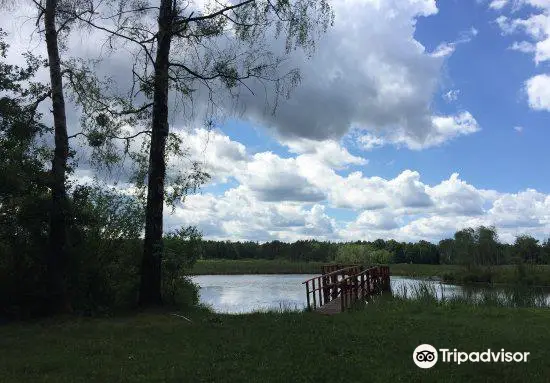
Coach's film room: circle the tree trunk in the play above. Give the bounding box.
[138,0,173,307]
[44,0,70,313]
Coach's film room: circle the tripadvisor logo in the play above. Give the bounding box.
[413,344,530,369]
[413,344,438,369]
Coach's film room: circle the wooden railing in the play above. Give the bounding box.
[338,265,390,311]
[303,265,390,312]
[302,265,361,310]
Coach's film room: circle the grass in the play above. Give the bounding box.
[1,300,549,382]
[390,263,462,278]
[191,260,550,286]
[395,280,550,309]
[190,259,325,275]
[393,264,550,286]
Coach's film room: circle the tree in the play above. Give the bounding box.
[12,0,83,313]
[63,0,334,307]
[475,226,499,265]
[454,228,476,269]
[543,239,550,264]
[438,238,455,264]
[514,235,540,264]
[0,31,52,317]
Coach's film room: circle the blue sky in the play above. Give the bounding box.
[4,0,550,243]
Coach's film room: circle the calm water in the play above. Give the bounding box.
[191,274,550,313]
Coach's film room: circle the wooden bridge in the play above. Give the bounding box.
[302,264,391,315]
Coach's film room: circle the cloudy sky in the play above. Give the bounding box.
[3,0,550,244]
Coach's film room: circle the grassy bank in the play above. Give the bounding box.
[190,259,325,275]
[191,260,550,286]
[1,300,549,382]
[392,264,550,286]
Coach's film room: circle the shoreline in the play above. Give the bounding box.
[190,260,550,287]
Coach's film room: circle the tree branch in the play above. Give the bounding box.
[26,90,51,126]
[68,130,152,141]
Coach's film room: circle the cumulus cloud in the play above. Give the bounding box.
[426,173,492,216]
[165,187,336,241]
[156,129,550,243]
[229,0,480,150]
[525,74,550,111]
[282,138,367,169]
[236,152,326,202]
[356,112,480,150]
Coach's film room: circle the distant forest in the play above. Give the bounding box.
[200,226,550,266]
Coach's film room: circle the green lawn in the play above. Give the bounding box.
[1,300,549,382]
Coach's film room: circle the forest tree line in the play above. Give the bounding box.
[199,227,550,267]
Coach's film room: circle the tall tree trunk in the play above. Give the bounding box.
[138,0,173,307]
[44,0,70,313]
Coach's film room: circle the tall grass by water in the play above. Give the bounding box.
[394,281,550,309]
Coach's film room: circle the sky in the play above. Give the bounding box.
[2,0,550,244]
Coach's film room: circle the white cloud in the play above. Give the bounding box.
[170,128,248,183]
[125,129,550,243]
[282,138,367,169]
[165,187,336,241]
[356,111,480,151]
[489,0,509,10]
[430,27,478,58]
[494,3,550,111]
[514,126,524,133]
[495,3,550,64]
[426,173,492,216]
[443,89,460,102]
[236,152,326,202]
[228,0,480,149]
[525,74,550,111]
[509,41,537,53]
[358,133,386,151]
[432,42,456,58]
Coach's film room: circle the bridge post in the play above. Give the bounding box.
[331,273,338,299]
[305,281,311,310]
[312,279,317,309]
[360,273,365,300]
[354,275,359,302]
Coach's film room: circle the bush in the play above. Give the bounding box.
[335,244,391,266]
[162,226,202,309]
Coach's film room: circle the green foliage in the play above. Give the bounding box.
[162,226,203,308]
[334,244,391,265]
[514,235,541,264]
[0,35,52,318]
[66,185,145,314]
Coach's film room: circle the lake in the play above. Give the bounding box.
[191,274,550,313]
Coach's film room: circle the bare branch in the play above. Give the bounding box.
[68,130,151,141]
[26,90,51,125]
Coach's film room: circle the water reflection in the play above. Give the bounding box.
[191,274,550,314]
[191,274,316,313]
